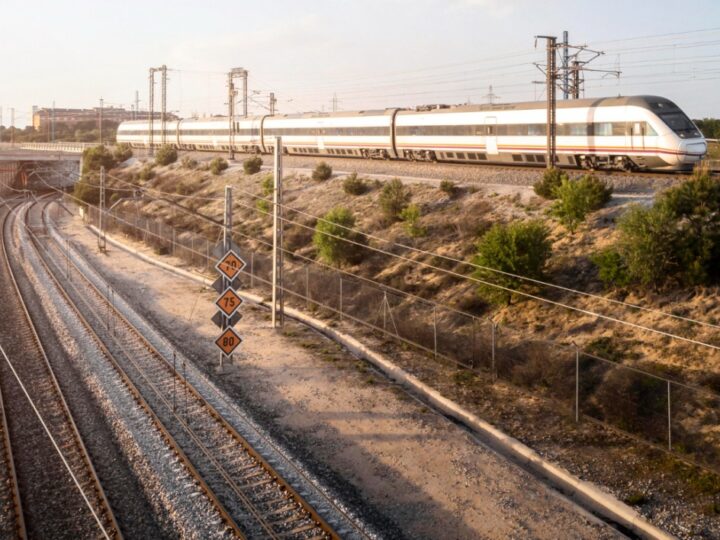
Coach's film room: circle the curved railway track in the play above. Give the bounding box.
[0,199,121,539]
[26,197,354,539]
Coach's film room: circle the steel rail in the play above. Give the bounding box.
[33,197,340,539]
[21,198,247,539]
[1,199,121,539]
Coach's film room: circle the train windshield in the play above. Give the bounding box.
[659,112,701,139]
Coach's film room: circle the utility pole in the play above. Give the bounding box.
[99,166,107,251]
[571,60,581,98]
[562,31,569,99]
[160,65,167,145]
[135,90,140,120]
[10,108,14,147]
[271,136,284,328]
[241,69,248,118]
[483,85,500,105]
[535,35,557,169]
[332,93,338,113]
[149,68,156,156]
[51,101,56,142]
[99,98,104,145]
[228,72,237,159]
[269,92,277,115]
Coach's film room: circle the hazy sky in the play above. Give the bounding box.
[2,0,719,126]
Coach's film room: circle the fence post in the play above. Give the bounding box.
[491,322,497,382]
[433,305,438,360]
[250,252,254,288]
[575,343,580,423]
[471,317,476,368]
[667,380,672,451]
[339,275,343,321]
[271,136,284,328]
[305,265,310,310]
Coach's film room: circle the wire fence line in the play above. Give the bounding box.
[81,202,720,475]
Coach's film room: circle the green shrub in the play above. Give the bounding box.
[533,167,566,199]
[256,199,271,214]
[210,157,229,175]
[154,144,178,166]
[313,207,365,266]
[176,180,197,196]
[260,174,274,197]
[379,178,411,221]
[180,156,198,169]
[591,248,630,288]
[73,175,101,206]
[399,203,427,237]
[439,179,457,196]
[112,143,133,163]
[243,156,263,175]
[138,164,155,181]
[343,173,367,195]
[551,175,613,232]
[82,145,116,175]
[312,161,333,181]
[472,220,552,304]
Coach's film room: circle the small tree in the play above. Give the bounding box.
[313,207,365,266]
[82,145,116,174]
[73,174,101,206]
[533,167,566,199]
[551,175,613,232]
[343,172,367,195]
[472,220,552,304]
[243,156,263,175]
[210,157,229,175]
[379,178,411,221]
[312,161,333,181]
[155,144,178,166]
[112,143,133,163]
[399,203,427,237]
[591,248,630,289]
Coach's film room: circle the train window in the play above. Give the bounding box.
[535,155,545,163]
[456,152,466,159]
[486,126,495,135]
[477,153,487,160]
[594,123,613,136]
[447,152,456,158]
[645,122,658,136]
[468,152,477,160]
[512,154,523,162]
[612,123,627,136]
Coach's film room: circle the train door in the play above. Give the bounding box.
[485,117,498,155]
[630,121,645,152]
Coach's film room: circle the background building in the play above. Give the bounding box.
[32,106,173,132]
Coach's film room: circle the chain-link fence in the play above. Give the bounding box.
[84,201,720,474]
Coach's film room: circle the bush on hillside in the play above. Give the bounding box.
[312,161,333,181]
[112,143,133,163]
[181,156,198,169]
[82,145,116,174]
[73,175,101,206]
[313,207,365,266]
[379,178,411,221]
[210,157,229,175]
[243,156,263,175]
[594,166,720,289]
[138,164,155,181]
[551,175,613,232]
[343,173,367,195]
[533,167,567,199]
[399,203,427,237]
[260,174,274,197]
[439,179,458,196]
[154,144,177,166]
[472,220,552,305]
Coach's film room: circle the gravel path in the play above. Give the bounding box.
[58,204,627,539]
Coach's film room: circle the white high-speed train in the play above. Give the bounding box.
[117,95,707,171]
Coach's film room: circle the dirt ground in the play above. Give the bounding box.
[56,207,622,540]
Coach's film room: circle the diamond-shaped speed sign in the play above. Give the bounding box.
[215,287,243,317]
[215,327,242,355]
[216,250,246,281]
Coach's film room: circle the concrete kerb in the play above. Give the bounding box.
[86,224,674,540]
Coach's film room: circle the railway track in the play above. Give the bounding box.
[26,197,352,539]
[0,200,121,539]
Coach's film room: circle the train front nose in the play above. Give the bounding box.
[678,139,707,167]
